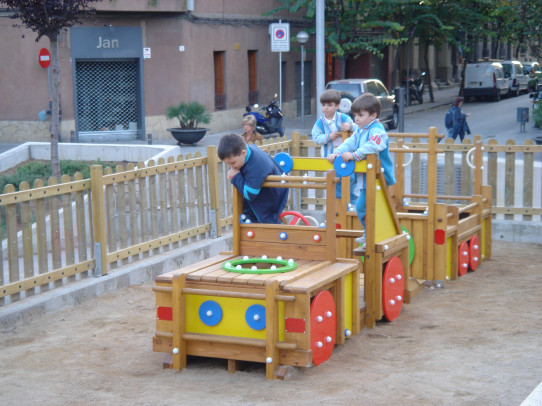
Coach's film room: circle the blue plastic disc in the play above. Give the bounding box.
[198,300,223,326]
[245,304,266,330]
[333,156,355,177]
[274,152,293,174]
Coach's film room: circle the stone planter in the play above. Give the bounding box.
[167,128,209,145]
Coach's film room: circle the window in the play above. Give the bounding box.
[214,51,226,110]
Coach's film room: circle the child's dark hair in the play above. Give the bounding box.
[351,93,381,117]
[320,89,341,105]
[218,133,247,160]
[453,96,464,107]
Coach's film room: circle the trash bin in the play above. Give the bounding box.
[517,107,529,123]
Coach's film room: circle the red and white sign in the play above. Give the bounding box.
[38,48,51,69]
[270,23,290,52]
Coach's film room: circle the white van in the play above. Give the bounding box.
[501,60,529,96]
[463,62,509,101]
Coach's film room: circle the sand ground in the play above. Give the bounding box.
[1,240,541,406]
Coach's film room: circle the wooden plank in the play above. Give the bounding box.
[177,154,188,247]
[73,172,89,273]
[172,274,187,371]
[523,139,534,221]
[61,174,76,280]
[147,160,160,254]
[284,261,358,294]
[186,154,197,244]
[113,166,128,266]
[157,158,169,248]
[126,163,139,261]
[138,161,150,258]
[19,181,35,297]
[240,241,328,261]
[5,184,20,301]
[504,139,515,220]
[195,152,206,239]
[239,224,328,245]
[265,280,280,379]
[103,167,117,269]
[166,157,180,248]
[156,254,235,282]
[34,178,49,290]
[486,139,498,203]
[48,177,62,285]
[461,139,473,196]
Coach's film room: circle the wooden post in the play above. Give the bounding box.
[473,140,483,196]
[265,280,280,380]
[90,165,107,276]
[172,274,187,371]
[19,181,35,297]
[5,184,19,301]
[365,154,378,322]
[207,145,222,237]
[325,170,337,262]
[433,203,448,285]
[425,127,438,282]
[232,187,242,256]
[482,185,493,260]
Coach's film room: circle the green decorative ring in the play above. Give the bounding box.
[222,258,297,274]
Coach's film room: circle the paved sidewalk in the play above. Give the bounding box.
[0,86,459,157]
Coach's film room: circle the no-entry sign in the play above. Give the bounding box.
[38,48,51,69]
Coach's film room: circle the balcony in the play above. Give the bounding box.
[95,0,188,13]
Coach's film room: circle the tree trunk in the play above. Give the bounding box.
[423,43,434,103]
[391,42,404,89]
[340,55,346,79]
[49,34,61,180]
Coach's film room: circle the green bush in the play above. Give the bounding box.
[0,160,119,192]
[533,105,542,128]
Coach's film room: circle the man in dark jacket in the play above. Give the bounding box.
[218,133,288,223]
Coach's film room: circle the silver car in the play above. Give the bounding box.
[325,79,399,129]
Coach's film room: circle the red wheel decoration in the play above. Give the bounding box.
[279,210,311,226]
[469,235,480,271]
[382,256,404,322]
[458,241,470,276]
[310,290,336,366]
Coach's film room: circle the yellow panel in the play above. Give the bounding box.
[291,157,367,173]
[374,179,397,242]
[185,295,285,341]
[343,272,353,333]
[446,237,452,280]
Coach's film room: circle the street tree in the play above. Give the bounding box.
[266,0,404,79]
[0,0,102,179]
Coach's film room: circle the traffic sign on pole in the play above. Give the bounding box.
[38,48,51,69]
[270,23,290,52]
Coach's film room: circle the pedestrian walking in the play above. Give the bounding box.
[444,96,471,142]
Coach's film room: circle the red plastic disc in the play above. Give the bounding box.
[310,290,336,366]
[382,256,404,322]
[458,241,470,276]
[469,235,480,271]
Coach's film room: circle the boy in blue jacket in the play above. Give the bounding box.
[327,93,396,245]
[311,89,358,202]
[218,133,288,224]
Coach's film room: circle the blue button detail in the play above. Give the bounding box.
[274,152,293,174]
[198,300,223,326]
[279,232,288,240]
[333,156,355,177]
[245,304,266,330]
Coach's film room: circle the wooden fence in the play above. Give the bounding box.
[0,131,540,305]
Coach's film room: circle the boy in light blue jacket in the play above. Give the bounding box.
[327,93,396,245]
[311,89,358,201]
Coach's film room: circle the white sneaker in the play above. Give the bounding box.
[355,235,366,245]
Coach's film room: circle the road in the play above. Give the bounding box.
[391,92,540,145]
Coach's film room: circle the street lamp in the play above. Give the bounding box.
[297,31,309,129]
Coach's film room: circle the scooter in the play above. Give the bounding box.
[244,94,285,137]
[404,71,426,105]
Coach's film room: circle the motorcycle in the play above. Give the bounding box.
[403,71,426,105]
[244,94,285,138]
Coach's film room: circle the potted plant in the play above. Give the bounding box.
[166,101,212,145]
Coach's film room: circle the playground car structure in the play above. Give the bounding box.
[152,127,492,379]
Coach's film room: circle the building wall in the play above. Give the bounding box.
[0,0,314,142]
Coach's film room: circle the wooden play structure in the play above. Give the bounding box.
[152,127,493,379]
[390,128,492,290]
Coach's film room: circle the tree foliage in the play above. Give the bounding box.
[0,0,102,178]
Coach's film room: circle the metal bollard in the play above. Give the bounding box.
[147,133,152,144]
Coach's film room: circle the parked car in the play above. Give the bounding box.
[501,60,529,96]
[463,61,509,102]
[325,79,398,129]
[522,61,542,91]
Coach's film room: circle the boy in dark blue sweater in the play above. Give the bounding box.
[218,133,288,224]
